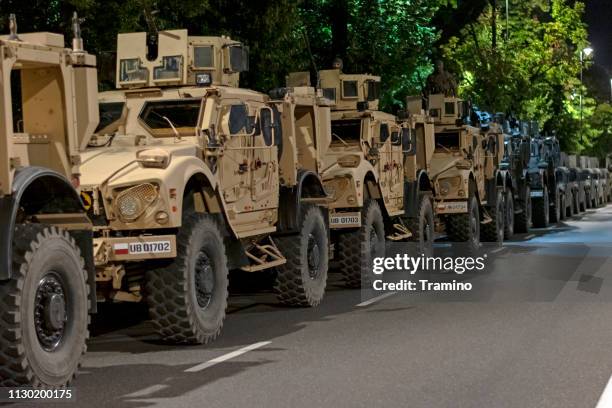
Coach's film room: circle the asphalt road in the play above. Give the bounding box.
[28,205,612,408]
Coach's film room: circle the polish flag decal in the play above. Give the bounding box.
[114,243,129,255]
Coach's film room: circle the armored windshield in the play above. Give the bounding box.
[139,99,201,137]
[95,102,125,134]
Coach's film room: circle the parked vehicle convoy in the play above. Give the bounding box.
[555,166,572,219]
[567,167,586,214]
[82,28,333,347]
[527,132,565,227]
[603,168,611,202]
[592,168,606,207]
[581,168,596,209]
[0,15,98,387]
[500,119,533,233]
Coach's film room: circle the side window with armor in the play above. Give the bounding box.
[380,123,390,143]
[390,127,401,145]
[228,104,253,135]
[260,106,283,152]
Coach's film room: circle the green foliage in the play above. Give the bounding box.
[441,0,594,152]
[0,0,442,106]
[299,0,442,111]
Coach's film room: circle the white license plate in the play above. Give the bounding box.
[114,241,172,255]
[436,201,468,214]
[530,190,544,198]
[330,212,361,228]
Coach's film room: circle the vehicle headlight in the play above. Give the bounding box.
[440,181,451,196]
[439,177,461,196]
[115,183,159,221]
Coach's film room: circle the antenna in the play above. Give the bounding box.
[72,12,85,52]
[301,27,319,89]
[143,7,159,61]
[8,14,20,41]
[143,7,159,35]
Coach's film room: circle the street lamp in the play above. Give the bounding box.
[579,47,594,143]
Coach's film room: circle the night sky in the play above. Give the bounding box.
[585,0,612,71]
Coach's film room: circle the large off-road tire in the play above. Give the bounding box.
[0,225,89,387]
[571,192,578,215]
[504,190,515,239]
[532,185,549,228]
[336,199,385,288]
[274,205,329,307]
[406,193,434,257]
[445,194,480,254]
[146,214,228,344]
[586,191,592,209]
[580,189,587,212]
[514,186,531,233]
[481,189,505,243]
[564,193,572,219]
[550,186,561,223]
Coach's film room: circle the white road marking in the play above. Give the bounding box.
[356,291,397,307]
[489,247,505,254]
[524,234,536,240]
[184,341,272,373]
[125,384,169,398]
[595,374,612,408]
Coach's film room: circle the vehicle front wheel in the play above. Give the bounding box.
[446,194,480,254]
[514,186,531,233]
[504,191,515,239]
[336,199,385,288]
[550,187,561,223]
[532,185,549,228]
[0,225,89,387]
[274,205,329,307]
[146,214,228,344]
[481,189,504,244]
[406,192,434,257]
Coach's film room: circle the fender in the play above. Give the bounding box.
[0,167,96,311]
[277,170,327,234]
[404,170,431,216]
[104,155,219,229]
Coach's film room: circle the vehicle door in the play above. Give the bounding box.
[216,99,279,226]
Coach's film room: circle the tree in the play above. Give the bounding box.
[440,0,591,151]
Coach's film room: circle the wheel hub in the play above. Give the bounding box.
[34,274,66,351]
[307,234,321,279]
[195,251,215,308]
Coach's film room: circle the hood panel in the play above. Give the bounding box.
[80,144,198,187]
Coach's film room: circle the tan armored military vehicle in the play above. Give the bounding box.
[427,94,505,251]
[293,68,435,287]
[0,15,98,386]
[82,29,331,345]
